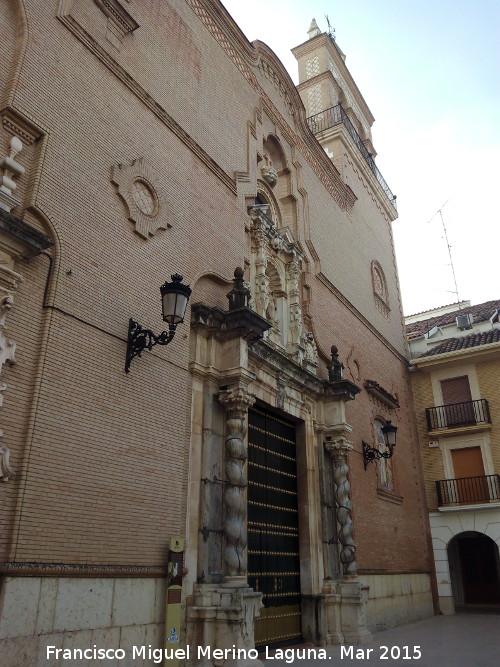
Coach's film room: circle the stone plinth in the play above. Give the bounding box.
[187,584,263,667]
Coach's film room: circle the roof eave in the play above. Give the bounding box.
[411,340,500,367]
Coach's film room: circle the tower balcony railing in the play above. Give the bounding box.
[425,399,491,431]
[436,474,500,506]
[306,103,397,210]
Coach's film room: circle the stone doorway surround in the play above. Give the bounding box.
[184,270,372,664]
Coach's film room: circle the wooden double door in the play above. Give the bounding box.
[247,407,302,648]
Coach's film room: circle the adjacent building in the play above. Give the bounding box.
[1,2,434,663]
[407,299,500,614]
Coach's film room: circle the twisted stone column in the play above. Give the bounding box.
[218,387,255,580]
[325,438,357,576]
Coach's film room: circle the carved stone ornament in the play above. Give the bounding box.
[0,383,14,480]
[218,387,256,578]
[327,345,344,382]
[0,328,16,372]
[276,376,287,410]
[0,137,25,213]
[325,437,357,576]
[0,444,15,481]
[261,155,278,188]
[219,387,256,422]
[111,158,168,238]
[248,205,308,365]
[301,331,318,369]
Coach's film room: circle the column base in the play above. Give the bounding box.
[322,582,345,645]
[186,583,263,667]
[339,580,373,644]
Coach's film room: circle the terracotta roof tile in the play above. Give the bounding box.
[406,299,500,338]
[418,328,500,358]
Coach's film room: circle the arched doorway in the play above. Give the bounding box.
[448,532,500,609]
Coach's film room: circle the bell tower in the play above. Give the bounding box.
[292,19,397,215]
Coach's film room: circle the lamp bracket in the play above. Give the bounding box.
[362,441,394,470]
[125,318,176,373]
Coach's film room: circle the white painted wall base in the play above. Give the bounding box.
[0,576,166,667]
[358,573,433,633]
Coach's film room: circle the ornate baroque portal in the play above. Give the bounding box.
[185,250,372,660]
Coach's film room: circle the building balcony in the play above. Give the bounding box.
[426,399,491,432]
[306,103,397,210]
[436,474,500,507]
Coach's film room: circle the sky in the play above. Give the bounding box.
[221,0,500,316]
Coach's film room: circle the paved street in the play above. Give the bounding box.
[263,615,500,667]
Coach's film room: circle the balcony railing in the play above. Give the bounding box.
[306,103,397,210]
[426,399,491,431]
[436,474,500,506]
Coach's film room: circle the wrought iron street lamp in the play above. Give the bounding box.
[125,274,191,373]
[362,420,398,470]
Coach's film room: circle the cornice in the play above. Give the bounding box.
[0,561,166,578]
[251,339,324,395]
[190,302,271,343]
[94,0,139,36]
[364,379,399,409]
[0,209,53,257]
[1,106,46,146]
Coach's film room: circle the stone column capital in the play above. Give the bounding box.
[218,387,256,421]
[325,436,353,461]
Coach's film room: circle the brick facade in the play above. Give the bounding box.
[0,1,434,661]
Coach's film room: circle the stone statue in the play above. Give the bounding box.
[302,332,318,365]
[289,303,302,345]
[254,273,269,317]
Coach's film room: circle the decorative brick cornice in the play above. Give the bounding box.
[364,379,399,409]
[94,0,139,37]
[1,107,45,146]
[0,561,167,577]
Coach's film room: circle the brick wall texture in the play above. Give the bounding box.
[0,0,432,581]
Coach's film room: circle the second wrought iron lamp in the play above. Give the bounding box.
[362,420,398,470]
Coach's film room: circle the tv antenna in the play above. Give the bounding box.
[325,15,335,40]
[427,200,462,307]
